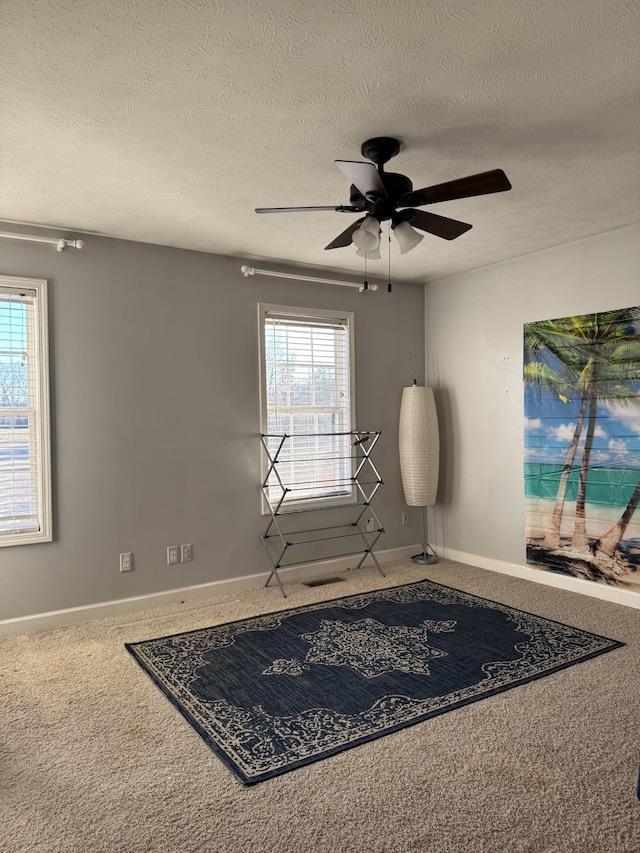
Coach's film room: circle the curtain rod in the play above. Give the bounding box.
[0,231,84,251]
[240,265,378,292]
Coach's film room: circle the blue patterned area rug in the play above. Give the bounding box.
[125,580,623,785]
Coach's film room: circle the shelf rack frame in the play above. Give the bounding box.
[259,430,386,597]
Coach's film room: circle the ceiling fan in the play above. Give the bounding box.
[256,137,511,256]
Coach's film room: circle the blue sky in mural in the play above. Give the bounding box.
[524,351,640,472]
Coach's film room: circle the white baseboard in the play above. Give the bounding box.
[0,545,418,637]
[4,542,637,637]
[436,545,640,610]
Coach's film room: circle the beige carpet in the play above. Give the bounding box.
[1,559,638,853]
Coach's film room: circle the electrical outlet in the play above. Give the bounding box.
[366,517,376,532]
[119,552,133,572]
[181,543,192,562]
[402,512,410,526]
[167,545,180,565]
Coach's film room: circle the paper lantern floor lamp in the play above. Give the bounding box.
[399,384,440,565]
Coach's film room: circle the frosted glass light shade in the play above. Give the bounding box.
[355,246,381,260]
[399,385,440,506]
[393,220,424,254]
[353,216,380,251]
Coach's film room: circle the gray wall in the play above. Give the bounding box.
[0,231,425,620]
[426,224,640,568]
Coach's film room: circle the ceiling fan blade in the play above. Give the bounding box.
[399,169,511,207]
[335,161,387,200]
[325,219,364,250]
[404,209,472,240]
[255,205,358,213]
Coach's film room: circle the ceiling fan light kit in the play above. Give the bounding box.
[393,220,424,254]
[352,215,381,251]
[256,136,511,283]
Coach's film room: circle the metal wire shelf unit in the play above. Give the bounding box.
[259,430,386,597]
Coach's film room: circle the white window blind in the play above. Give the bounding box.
[261,306,355,508]
[0,277,51,545]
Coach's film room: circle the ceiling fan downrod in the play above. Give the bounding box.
[360,137,401,168]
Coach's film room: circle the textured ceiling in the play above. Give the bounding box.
[1,0,639,283]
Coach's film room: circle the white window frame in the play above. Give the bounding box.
[258,302,356,513]
[0,275,52,546]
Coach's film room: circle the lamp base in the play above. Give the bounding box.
[411,552,439,565]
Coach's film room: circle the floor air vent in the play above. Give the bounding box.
[303,576,346,587]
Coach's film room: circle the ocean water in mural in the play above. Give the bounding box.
[523,307,640,592]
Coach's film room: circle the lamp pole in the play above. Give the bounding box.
[412,506,438,565]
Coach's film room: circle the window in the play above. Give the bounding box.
[259,303,355,510]
[0,276,51,545]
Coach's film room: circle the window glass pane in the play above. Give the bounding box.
[0,282,50,542]
[262,309,353,506]
[290,366,312,405]
[313,366,336,405]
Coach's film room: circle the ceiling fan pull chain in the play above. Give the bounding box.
[387,223,392,292]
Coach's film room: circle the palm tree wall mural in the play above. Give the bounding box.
[524,307,640,591]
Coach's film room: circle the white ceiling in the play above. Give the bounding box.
[1,0,639,283]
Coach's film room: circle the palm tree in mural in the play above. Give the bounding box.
[568,313,640,553]
[525,309,640,561]
[524,319,583,548]
[593,481,640,563]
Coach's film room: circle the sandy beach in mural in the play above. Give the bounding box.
[525,496,640,591]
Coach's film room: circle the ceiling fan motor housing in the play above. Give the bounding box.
[350,172,414,220]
